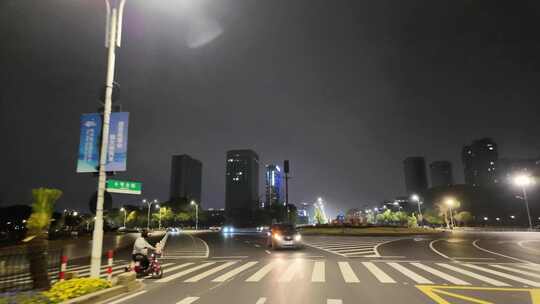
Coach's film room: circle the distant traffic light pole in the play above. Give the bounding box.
[90,0,126,278]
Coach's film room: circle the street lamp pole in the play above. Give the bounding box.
[448,205,455,228]
[143,199,158,230]
[513,174,535,231]
[156,205,162,230]
[191,201,198,230]
[120,207,127,228]
[521,185,533,231]
[90,0,126,278]
[410,194,423,226]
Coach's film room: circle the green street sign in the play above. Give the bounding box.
[106,179,142,195]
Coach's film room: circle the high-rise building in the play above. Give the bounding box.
[264,164,282,207]
[429,161,454,187]
[403,157,428,195]
[462,138,498,187]
[169,154,202,205]
[225,149,259,226]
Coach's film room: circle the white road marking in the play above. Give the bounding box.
[373,238,409,257]
[107,290,147,304]
[429,239,452,260]
[327,299,343,304]
[516,264,540,271]
[200,237,210,258]
[255,298,267,304]
[311,261,325,282]
[436,263,510,286]
[491,264,540,279]
[176,297,200,304]
[362,262,395,283]
[265,250,271,255]
[162,263,195,274]
[254,244,261,248]
[463,264,540,287]
[156,262,215,283]
[246,262,277,282]
[518,240,540,253]
[278,260,302,282]
[184,261,237,282]
[212,261,259,282]
[387,262,433,284]
[338,262,360,283]
[411,262,470,285]
[472,239,534,264]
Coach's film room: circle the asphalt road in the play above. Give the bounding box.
[94,231,540,303]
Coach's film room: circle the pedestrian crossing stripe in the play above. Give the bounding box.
[143,260,540,288]
[416,285,540,304]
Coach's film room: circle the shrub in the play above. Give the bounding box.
[42,278,111,303]
[0,291,52,304]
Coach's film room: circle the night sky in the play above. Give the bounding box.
[2,0,540,217]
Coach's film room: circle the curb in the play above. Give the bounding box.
[62,273,143,304]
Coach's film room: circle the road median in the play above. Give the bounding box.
[299,226,443,236]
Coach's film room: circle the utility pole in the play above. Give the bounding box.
[284,160,290,222]
[90,0,126,278]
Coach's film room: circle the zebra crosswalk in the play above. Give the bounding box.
[145,259,540,288]
[303,237,401,257]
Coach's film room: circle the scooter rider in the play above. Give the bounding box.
[132,230,155,269]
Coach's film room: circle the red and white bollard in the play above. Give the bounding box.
[59,255,68,282]
[107,250,114,282]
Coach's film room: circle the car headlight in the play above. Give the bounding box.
[294,234,302,242]
[273,233,283,241]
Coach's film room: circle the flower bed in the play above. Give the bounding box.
[0,278,111,304]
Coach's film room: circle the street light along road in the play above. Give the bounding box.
[191,200,199,231]
[513,173,535,231]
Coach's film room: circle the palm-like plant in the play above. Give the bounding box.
[24,188,62,290]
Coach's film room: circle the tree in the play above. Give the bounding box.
[407,215,418,228]
[24,188,62,290]
[314,207,326,224]
[454,211,473,227]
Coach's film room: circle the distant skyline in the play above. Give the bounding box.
[2,0,540,217]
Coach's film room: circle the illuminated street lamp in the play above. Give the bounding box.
[120,207,127,228]
[143,199,159,230]
[155,204,163,229]
[445,198,456,229]
[410,194,424,226]
[513,174,535,230]
[191,201,199,230]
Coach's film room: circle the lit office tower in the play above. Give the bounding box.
[462,138,498,187]
[264,164,282,207]
[403,157,428,195]
[169,154,202,205]
[225,150,259,225]
[429,161,454,187]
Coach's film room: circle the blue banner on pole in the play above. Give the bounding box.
[106,112,129,171]
[76,113,102,173]
[76,112,129,173]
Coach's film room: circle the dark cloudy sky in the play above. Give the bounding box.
[2,0,540,216]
